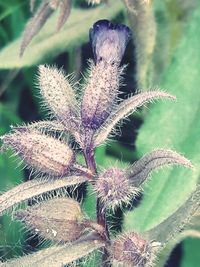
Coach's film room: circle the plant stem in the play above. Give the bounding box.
[84,138,110,266]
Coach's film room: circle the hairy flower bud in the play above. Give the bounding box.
[81,20,131,130]
[81,62,122,130]
[112,232,157,267]
[38,65,78,129]
[90,20,131,65]
[2,129,74,176]
[95,168,139,210]
[14,198,85,243]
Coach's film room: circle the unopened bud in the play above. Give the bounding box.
[2,129,74,176]
[90,20,131,65]
[112,232,156,267]
[95,168,139,210]
[81,62,122,130]
[38,65,78,129]
[81,20,131,130]
[14,198,85,243]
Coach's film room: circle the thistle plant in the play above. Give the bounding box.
[0,19,199,267]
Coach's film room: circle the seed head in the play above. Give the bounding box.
[14,197,85,243]
[95,168,139,210]
[112,232,156,267]
[2,129,75,176]
[90,19,131,65]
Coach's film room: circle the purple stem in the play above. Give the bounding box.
[83,133,110,266]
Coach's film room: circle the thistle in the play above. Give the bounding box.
[0,19,199,267]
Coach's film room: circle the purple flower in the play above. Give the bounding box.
[89,19,131,65]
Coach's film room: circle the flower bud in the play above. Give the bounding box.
[112,233,156,267]
[2,129,74,176]
[95,168,139,210]
[81,62,122,130]
[14,198,85,243]
[38,65,78,129]
[81,20,131,130]
[89,20,131,65]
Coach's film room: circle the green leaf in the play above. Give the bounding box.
[181,238,200,267]
[0,0,123,69]
[0,106,24,259]
[124,5,200,232]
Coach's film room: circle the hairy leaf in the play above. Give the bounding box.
[13,120,66,133]
[0,237,105,267]
[56,0,72,31]
[94,91,175,146]
[127,149,192,187]
[146,186,200,243]
[0,175,87,215]
[0,0,123,68]
[20,1,54,56]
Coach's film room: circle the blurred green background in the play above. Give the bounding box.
[0,0,200,266]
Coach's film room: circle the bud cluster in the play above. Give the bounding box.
[0,19,195,267]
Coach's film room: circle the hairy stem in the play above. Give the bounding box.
[83,134,110,266]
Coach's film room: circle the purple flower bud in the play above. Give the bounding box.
[95,168,139,210]
[112,232,156,267]
[14,198,85,243]
[2,129,75,176]
[89,19,131,64]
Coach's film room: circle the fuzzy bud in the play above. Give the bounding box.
[38,65,78,129]
[95,168,139,210]
[81,62,122,130]
[81,20,131,130]
[2,129,74,176]
[112,232,156,267]
[14,198,85,243]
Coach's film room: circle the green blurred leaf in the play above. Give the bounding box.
[0,105,24,259]
[0,0,123,69]
[0,104,20,134]
[124,5,200,232]
[0,1,26,22]
[181,238,200,267]
[10,3,26,38]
